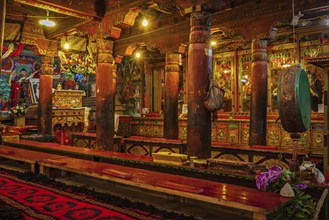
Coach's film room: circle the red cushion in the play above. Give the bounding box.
[250,145,277,150]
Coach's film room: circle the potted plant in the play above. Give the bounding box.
[256,166,317,219]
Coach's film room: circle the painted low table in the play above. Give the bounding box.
[71,132,122,152]
[123,136,187,155]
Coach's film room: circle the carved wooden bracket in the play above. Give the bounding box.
[35,39,58,57]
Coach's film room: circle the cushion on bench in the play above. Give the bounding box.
[156,181,204,194]
[102,169,133,180]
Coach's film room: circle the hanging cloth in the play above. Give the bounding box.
[2,43,14,59]
[10,43,23,56]
[204,77,225,112]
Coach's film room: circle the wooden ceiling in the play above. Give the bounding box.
[4,0,329,56]
[4,0,263,40]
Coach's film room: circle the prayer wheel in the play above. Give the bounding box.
[277,65,311,133]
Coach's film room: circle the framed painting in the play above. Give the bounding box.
[182,104,188,114]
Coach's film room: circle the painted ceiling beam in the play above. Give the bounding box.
[13,0,99,19]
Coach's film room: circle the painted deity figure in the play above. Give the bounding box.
[133,85,141,115]
[11,72,23,106]
[11,67,37,106]
[2,97,9,111]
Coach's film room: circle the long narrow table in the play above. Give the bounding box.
[38,156,292,220]
[0,145,68,172]
[3,139,152,162]
[2,139,257,187]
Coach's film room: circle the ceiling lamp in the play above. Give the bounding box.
[210,41,217,46]
[39,10,56,27]
[135,52,141,58]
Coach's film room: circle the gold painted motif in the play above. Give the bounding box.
[53,90,85,108]
[228,124,239,144]
[40,56,54,75]
[260,159,289,170]
[52,108,86,130]
[267,124,281,146]
[97,38,114,63]
[128,146,149,155]
[212,154,247,162]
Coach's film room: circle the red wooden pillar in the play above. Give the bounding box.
[0,0,6,68]
[164,53,181,139]
[38,55,54,135]
[96,38,114,150]
[249,39,268,146]
[187,12,212,158]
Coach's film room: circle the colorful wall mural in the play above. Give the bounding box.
[1,55,40,108]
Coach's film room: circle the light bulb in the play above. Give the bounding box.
[39,19,56,27]
[64,43,70,50]
[135,52,141,58]
[142,19,148,27]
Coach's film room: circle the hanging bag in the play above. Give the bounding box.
[204,78,225,112]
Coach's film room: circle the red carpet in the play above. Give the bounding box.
[0,169,194,220]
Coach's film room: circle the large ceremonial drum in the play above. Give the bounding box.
[277,65,311,133]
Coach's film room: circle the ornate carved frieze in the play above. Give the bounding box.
[20,21,45,46]
[40,56,54,75]
[35,39,58,57]
[190,12,212,44]
[96,38,114,63]
[252,39,268,62]
[165,53,181,72]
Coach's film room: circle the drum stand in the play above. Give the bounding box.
[289,132,301,172]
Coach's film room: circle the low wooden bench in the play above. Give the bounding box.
[3,139,153,163]
[0,145,68,172]
[211,142,310,169]
[38,156,292,220]
[2,139,258,185]
[123,136,187,155]
[6,125,39,135]
[70,132,122,152]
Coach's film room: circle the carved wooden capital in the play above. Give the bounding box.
[165,53,181,72]
[190,12,212,44]
[40,56,54,75]
[252,39,268,62]
[96,38,114,63]
[35,39,58,57]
